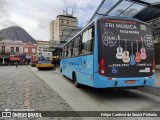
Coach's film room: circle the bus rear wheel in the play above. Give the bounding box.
[73,73,81,88]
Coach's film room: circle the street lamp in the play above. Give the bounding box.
[2,42,5,65]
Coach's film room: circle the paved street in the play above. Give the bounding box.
[0,65,160,120]
[30,66,160,120]
[0,66,81,120]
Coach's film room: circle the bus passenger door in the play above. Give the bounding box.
[76,25,94,87]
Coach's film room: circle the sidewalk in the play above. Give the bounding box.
[138,70,160,97]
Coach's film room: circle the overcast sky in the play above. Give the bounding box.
[0,0,101,40]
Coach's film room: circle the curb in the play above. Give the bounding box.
[138,86,160,97]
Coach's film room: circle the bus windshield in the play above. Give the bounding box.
[98,18,155,78]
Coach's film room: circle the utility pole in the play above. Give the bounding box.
[2,42,5,65]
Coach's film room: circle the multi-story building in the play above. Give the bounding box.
[49,12,78,46]
[0,40,23,64]
[0,40,37,64]
[37,40,49,51]
[22,42,38,62]
[49,11,79,61]
[49,20,55,40]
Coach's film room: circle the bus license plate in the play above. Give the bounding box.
[125,80,136,84]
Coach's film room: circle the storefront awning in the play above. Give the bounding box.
[10,57,20,61]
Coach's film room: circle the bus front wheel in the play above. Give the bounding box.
[73,73,81,88]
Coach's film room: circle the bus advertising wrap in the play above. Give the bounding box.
[37,52,52,64]
[98,18,155,77]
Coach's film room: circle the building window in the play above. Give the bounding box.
[24,48,28,53]
[67,41,73,57]
[67,21,70,24]
[72,36,81,56]
[16,47,19,52]
[11,47,14,52]
[32,48,36,53]
[2,46,5,54]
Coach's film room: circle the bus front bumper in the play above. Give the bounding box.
[36,64,53,68]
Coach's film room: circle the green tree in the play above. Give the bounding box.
[0,36,3,41]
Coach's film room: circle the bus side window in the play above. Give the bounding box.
[79,35,83,55]
[71,40,73,57]
[66,45,68,58]
[91,26,95,52]
[81,25,94,55]
[64,45,68,58]
[73,36,81,56]
[72,38,76,57]
[68,42,72,58]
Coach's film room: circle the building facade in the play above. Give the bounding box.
[37,40,49,51]
[0,40,37,64]
[49,13,78,46]
[0,40,23,64]
[49,20,55,40]
[22,42,38,62]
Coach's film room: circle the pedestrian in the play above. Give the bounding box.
[15,62,18,68]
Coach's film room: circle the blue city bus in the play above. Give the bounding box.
[60,16,156,88]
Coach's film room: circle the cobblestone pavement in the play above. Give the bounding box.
[0,66,82,120]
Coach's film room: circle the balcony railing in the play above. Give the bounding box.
[0,51,21,56]
[0,53,10,56]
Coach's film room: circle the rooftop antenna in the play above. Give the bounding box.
[66,8,68,15]
[63,9,65,15]
[72,8,74,16]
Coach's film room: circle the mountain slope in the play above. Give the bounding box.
[0,26,36,43]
